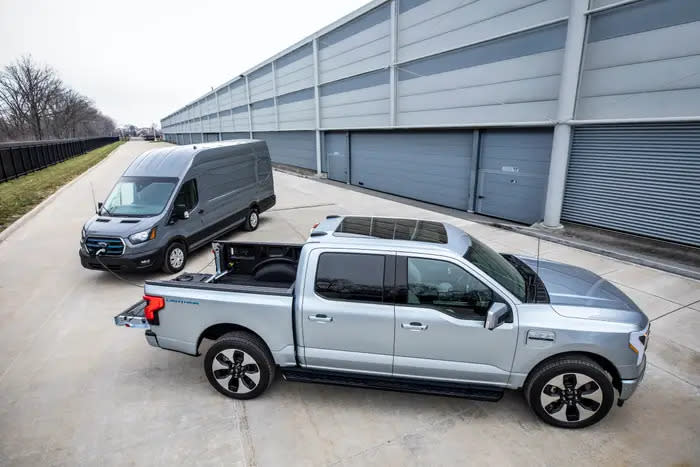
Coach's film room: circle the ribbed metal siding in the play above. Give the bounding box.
[562,123,700,246]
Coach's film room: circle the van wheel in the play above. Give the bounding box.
[162,241,187,274]
[204,331,275,400]
[244,207,259,231]
[525,356,614,429]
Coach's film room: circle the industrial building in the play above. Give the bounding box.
[161,0,700,247]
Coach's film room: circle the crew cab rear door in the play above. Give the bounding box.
[300,248,395,375]
[393,253,518,385]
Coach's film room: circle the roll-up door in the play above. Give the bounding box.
[475,129,553,224]
[254,131,316,170]
[350,132,473,210]
[562,123,700,246]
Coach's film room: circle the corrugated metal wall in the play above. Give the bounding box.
[562,123,700,246]
[576,0,700,120]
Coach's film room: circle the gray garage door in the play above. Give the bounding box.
[221,132,250,141]
[350,132,473,210]
[254,131,316,170]
[204,133,220,142]
[190,133,202,144]
[562,123,700,246]
[325,132,349,182]
[475,129,553,224]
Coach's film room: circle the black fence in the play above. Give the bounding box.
[0,136,120,183]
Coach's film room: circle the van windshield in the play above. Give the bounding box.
[102,176,178,217]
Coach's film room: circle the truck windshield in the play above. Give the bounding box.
[102,176,178,217]
[464,237,526,302]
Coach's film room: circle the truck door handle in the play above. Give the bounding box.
[198,209,205,214]
[309,314,333,323]
[401,322,428,331]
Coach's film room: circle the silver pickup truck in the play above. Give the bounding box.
[115,216,649,428]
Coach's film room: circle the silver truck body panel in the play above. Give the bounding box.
[131,215,648,402]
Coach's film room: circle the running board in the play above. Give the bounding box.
[281,368,504,402]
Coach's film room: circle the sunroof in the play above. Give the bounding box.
[335,217,448,244]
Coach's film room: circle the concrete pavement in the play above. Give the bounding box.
[0,141,698,466]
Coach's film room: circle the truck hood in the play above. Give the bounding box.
[84,214,152,237]
[517,256,647,325]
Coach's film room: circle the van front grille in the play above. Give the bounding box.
[85,236,124,256]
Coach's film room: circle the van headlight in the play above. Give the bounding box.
[81,226,87,239]
[129,227,157,244]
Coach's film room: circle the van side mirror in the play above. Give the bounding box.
[485,302,509,330]
[174,204,190,220]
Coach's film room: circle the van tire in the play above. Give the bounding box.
[524,355,614,429]
[244,207,259,231]
[204,331,275,400]
[162,241,187,274]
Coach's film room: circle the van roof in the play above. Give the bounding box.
[123,139,262,178]
[309,215,472,256]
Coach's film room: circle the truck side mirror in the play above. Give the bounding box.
[174,203,190,220]
[97,202,103,214]
[485,302,509,330]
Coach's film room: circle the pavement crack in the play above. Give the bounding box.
[233,400,257,467]
[650,303,691,322]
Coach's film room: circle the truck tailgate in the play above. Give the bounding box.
[114,300,149,328]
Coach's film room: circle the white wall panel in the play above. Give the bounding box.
[249,65,274,102]
[320,82,390,128]
[230,82,248,108]
[252,101,276,130]
[232,107,250,131]
[398,0,568,62]
[318,4,390,83]
[220,110,233,132]
[275,45,314,95]
[278,99,315,129]
[577,19,700,119]
[217,87,232,111]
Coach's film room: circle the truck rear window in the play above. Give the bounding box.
[315,253,385,303]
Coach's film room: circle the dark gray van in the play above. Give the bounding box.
[79,140,275,273]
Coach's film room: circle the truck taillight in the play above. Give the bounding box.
[143,295,165,325]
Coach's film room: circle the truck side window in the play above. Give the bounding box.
[406,257,493,321]
[315,253,384,303]
[175,179,198,210]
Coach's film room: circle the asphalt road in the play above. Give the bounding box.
[0,141,698,466]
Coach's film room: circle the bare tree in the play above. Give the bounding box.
[0,55,116,142]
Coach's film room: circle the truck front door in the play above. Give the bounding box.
[301,249,395,375]
[393,254,518,385]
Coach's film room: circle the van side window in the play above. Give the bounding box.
[405,257,493,321]
[175,179,198,210]
[315,253,385,304]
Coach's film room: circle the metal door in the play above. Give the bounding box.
[253,131,316,170]
[350,132,473,210]
[301,249,395,375]
[475,129,553,224]
[393,254,518,385]
[325,132,349,182]
[563,123,700,246]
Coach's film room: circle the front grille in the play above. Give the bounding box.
[85,236,124,256]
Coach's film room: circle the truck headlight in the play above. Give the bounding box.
[129,227,157,244]
[629,323,650,365]
[81,226,87,239]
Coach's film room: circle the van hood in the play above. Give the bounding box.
[84,215,152,237]
[517,256,647,326]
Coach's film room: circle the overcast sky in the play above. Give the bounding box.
[0,0,368,128]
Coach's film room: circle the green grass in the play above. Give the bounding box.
[0,141,124,232]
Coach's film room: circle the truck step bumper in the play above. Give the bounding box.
[281,368,504,402]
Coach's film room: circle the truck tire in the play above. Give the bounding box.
[162,241,187,274]
[524,355,614,429]
[243,207,259,231]
[204,331,275,400]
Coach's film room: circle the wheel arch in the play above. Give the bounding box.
[524,351,622,394]
[197,323,272,357]
[166,235,189,253]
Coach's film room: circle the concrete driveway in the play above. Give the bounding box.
[0,141,698,466]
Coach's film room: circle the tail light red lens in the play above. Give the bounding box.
[143,295,165,325]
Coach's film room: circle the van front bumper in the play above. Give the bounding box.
[79,247,164,272]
